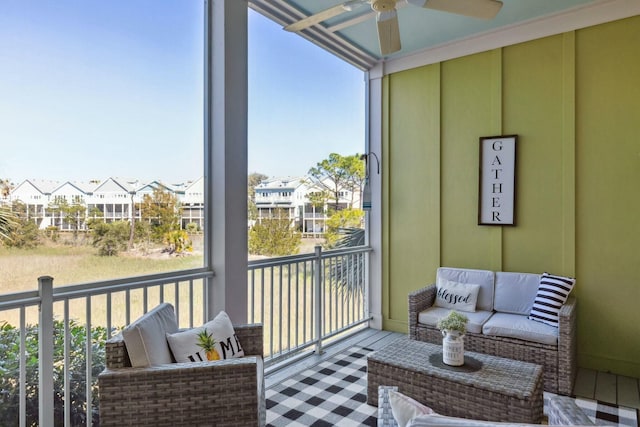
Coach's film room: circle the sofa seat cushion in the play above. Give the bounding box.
[437,267,495,312]
[482,312,558,346]
[418,307,493,334]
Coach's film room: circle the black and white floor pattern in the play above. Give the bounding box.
[266,345,638,427]
[266,346,377,426]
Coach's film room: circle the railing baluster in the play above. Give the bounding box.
[189,280,194,328]
[38,276,54,427]
[64,300,71,426]
[86,296,93,427]
[314,246,322,354]
[19,307,26,427]
[174,281,180,324]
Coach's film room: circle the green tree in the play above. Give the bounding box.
[1,201,40,248]
[248,172,268,221]
[48,196,87,241]
[307,153,365,210]
[249,209,301,256]
[0,320,107,426]
[89,221,130,256]
[164,229,193,255]
[139,188,181,243]
[324,208,364,248]
[0,205,17,241]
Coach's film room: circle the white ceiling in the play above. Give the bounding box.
[250,0,636,70]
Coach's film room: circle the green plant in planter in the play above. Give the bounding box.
[437,310,468,335]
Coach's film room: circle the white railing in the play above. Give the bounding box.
[0,246,371,426]
[0,269,212,427]
[249,245,371,367]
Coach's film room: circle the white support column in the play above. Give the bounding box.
[367,64,384,330]
[206,0,248,324]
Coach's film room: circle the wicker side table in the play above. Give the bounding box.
[367,338,544,423]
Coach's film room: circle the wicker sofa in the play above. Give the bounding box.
[99,316,265,426]
[409,267,577,395]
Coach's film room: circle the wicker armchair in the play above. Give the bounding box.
[409,284,577,395]
[98,323,265,427]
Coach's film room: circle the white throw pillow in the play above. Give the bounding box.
[122,303,179,368]
[167,311,245,362]
[528,272,576,327]
[434,278,481,312]
[389,390,435,427]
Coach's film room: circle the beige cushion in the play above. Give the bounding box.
[482,312,558,345]
[437,267,495,311]
[418,307,493,334]
[166,311,245,362]
[494,272,540,315]
[408,414,541,426]
[122,303,178,367]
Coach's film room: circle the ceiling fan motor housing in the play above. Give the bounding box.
[372,0,397,12]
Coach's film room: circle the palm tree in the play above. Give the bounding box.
[0,206,17,241]
[330,227,366,299]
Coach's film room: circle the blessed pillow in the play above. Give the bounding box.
[389,390,435,427]
[435,278,481,312]
[166,311,245,362]
[528,272,576,327]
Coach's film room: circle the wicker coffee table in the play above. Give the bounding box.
[367,338,544,423]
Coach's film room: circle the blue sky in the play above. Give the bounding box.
[0,1,365,184]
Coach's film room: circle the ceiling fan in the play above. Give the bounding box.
[285,0,503,56]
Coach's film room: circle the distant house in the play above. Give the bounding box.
[253,176,362,237]
[8,177,206,232]
[9,179,58,229]
[179,177,204,230]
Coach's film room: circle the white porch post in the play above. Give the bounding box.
[367,64,383,330]
[206,0,248,323]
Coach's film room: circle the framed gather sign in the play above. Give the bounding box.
[478,135,517,226]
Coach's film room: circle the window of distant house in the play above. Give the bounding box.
[0,1,205,293]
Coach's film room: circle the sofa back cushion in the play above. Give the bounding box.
[494,272,541,315]
[436,267,494,312]
[122,303,178,367]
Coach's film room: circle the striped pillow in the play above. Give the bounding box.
[528,272,576,327]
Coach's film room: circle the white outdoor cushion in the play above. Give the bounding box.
[494,272,541,315]
[408,413,540,427]
[436,267,495,311]
[434,278,481,312]
[389,390,435,427]
[167,310,245,362]
[418,307,493,334]
[482,312,558,346]
[122,303,178,367]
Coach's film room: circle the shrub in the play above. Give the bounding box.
[0,320,108,426]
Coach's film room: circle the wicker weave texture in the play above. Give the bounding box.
[408,284,578,395]
[367,339,544,424]
[99,323,265,426]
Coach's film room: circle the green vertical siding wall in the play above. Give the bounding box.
[382,16,640,377]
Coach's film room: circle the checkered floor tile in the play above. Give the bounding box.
[267,346,638,427]
[266,346,376,427]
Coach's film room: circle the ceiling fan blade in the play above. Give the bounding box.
[407,0,503,19]
[376,10,401,56]
[285,0,365,32]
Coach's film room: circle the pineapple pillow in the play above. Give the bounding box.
[166,311,245,363]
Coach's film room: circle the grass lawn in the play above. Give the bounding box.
[0,243,203,294]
